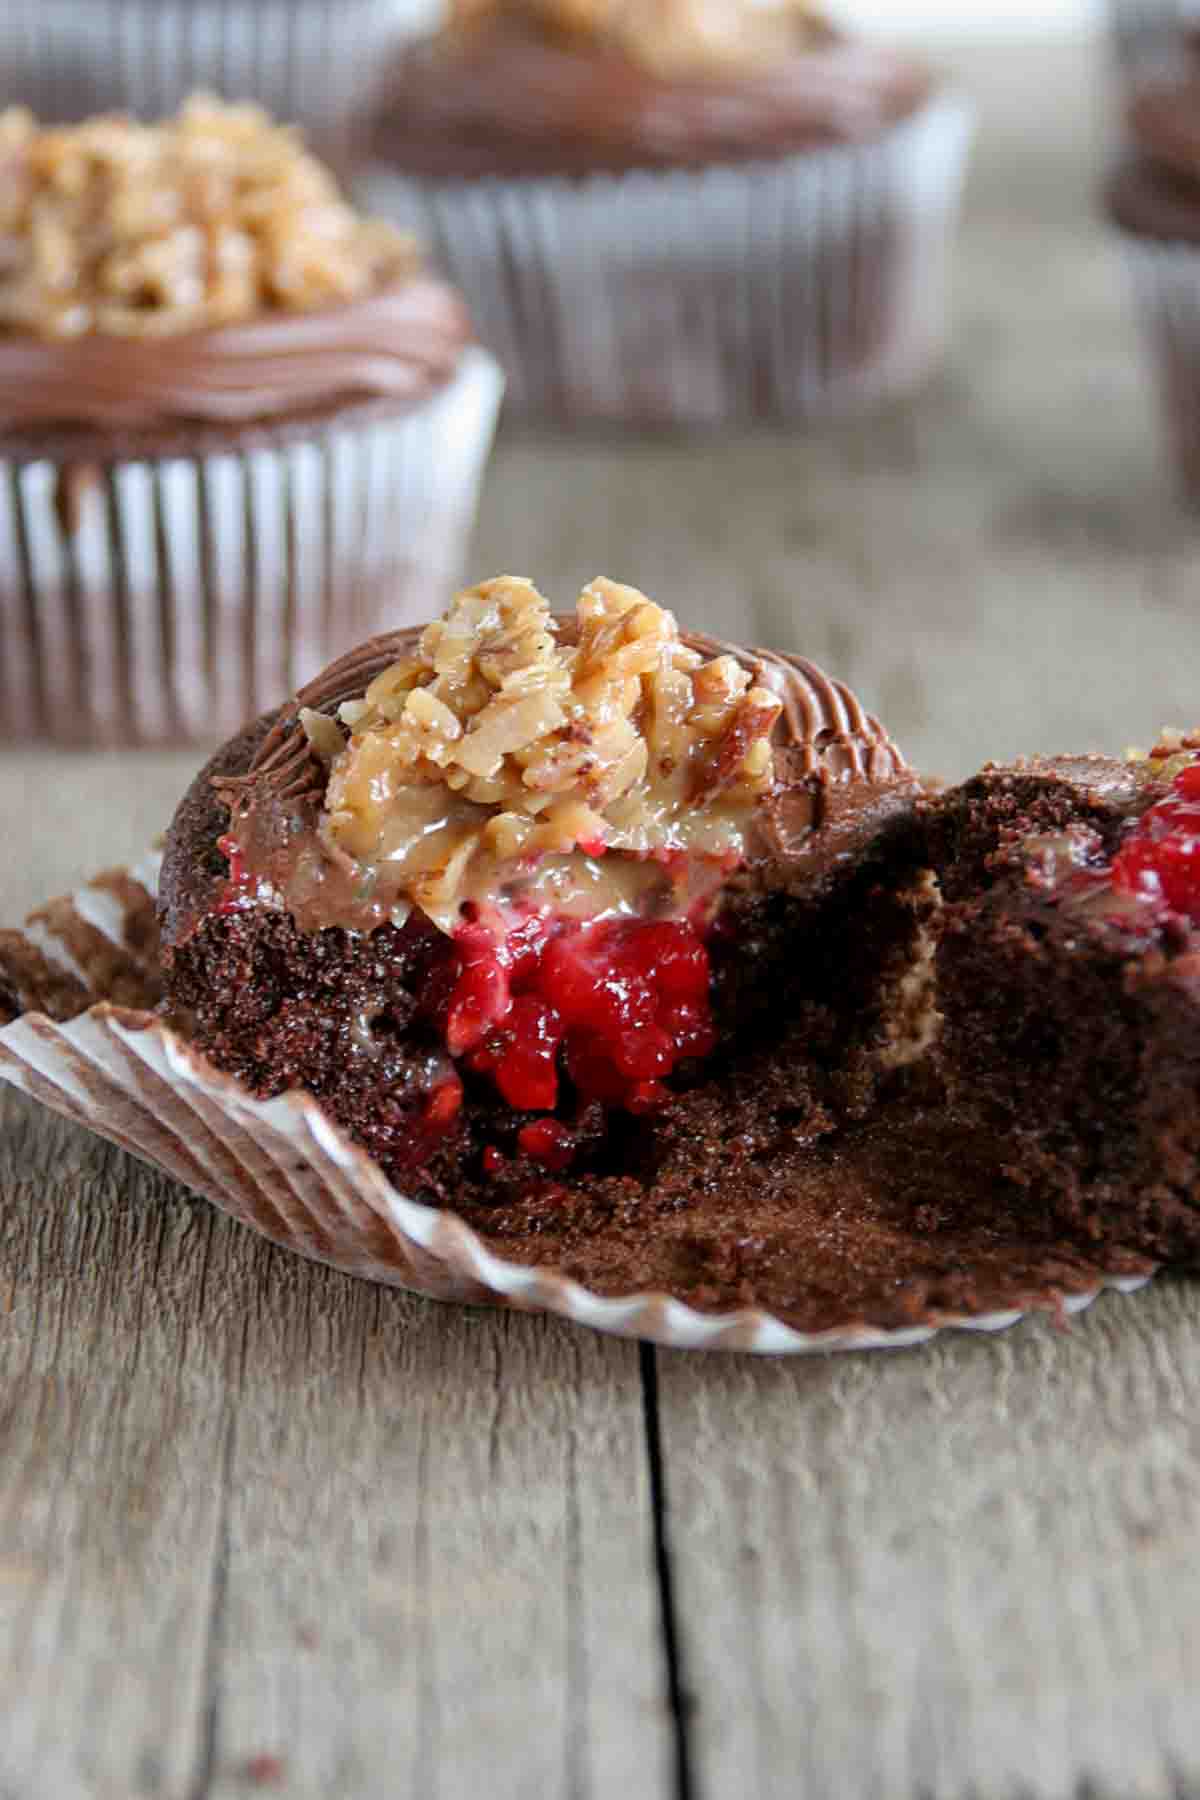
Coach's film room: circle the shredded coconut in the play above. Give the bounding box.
[448,0,819,72]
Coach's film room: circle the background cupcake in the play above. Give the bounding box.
[0,97,503,747]
[360,0,973,425]
[1106,41,1200,504]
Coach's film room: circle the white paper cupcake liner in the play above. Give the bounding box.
[0,851,1155,1355]
[0,0,441,169]
[0,347,503,747]
[1118,238,1200,503]
[358,91,973,426]
[1108,0,1197,78]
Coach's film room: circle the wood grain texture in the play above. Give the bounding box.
[0,1088,672,1800]
[654,1280,1200,1800]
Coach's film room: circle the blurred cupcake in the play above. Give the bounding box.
[0,98,503,746]
[0,0,442,175]
[1107,63,1200,504]
[360,0,973,425]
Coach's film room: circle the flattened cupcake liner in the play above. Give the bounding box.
[0,852,1153,1355]
[1120,239,1200,503]
[358,92,973,426]
[0,0,440,170]
[0,347,504,747]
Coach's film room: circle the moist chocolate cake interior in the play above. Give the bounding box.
[929,756,1200,1270]
[160,754,1160,1333]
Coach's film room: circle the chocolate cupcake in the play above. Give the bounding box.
[156,577,938,1284]
[3,589,1197,1343]
[143,584,1200,1329]
[1107,65,1200,503]
[360,0,973,424]
[0,99,503,745]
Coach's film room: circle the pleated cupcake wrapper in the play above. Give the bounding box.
[358,92,973,425]
[0,851,1154,1355]
[0,0,440,171]
[1107,0,1198,77]
[1118,239,1200,504]
[0,347,504,747]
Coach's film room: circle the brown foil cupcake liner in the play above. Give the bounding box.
[0,348,504,747]
[0,0,440,173]
[0,853,1153,1355]
[358,92,973,426]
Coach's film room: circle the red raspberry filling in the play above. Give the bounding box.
[1111,759,1200,922]
[369,1059,465,1178]
[216,835,254,912]
[424,908,717,1166]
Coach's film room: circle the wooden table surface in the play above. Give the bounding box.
[4,34,1200,1800]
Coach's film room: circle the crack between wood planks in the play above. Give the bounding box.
[563,1345,590,1800]
[187,1406,236,1800]
[640,1343,696,1800]
[413,1407,441,1800]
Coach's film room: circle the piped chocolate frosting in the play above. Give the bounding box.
[373,23,933,179]
[0,277,472,438]
[1109,66,1200,245]
[237,620,906,804]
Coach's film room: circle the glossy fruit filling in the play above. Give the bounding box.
[1110,760,1200,922]
[422,907,717,1167]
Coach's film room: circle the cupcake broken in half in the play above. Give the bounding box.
[6,577,1197,1333]
[158,576,931,1219]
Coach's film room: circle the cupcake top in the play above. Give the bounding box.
[0,97,472,438]
[170,574,914,947]
[374,0,933,178]
[0,96,413,340]
[447,0,823,75]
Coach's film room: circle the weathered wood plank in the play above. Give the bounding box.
[0,1095,231,1799]
[208,1277,671,1799]
[654,1282,1200,1800]
[0,1088,672,1799]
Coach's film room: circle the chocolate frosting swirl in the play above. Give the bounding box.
[1127,77,1200,187]
[235,621,907,798]
[1108,58,1200,245]
[374,25,933,179]
[0,277,472,435]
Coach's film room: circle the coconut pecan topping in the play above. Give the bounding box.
[0,96,415,340]
[302,576,783,927]
[447,0,820,73]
